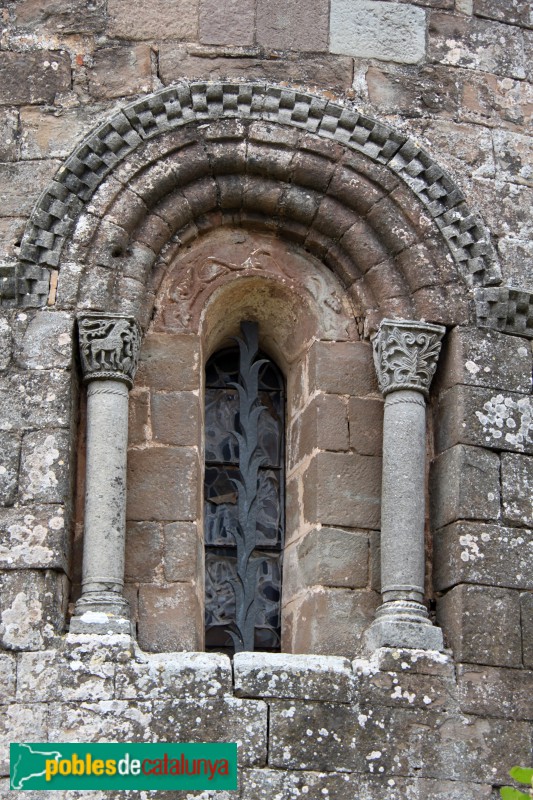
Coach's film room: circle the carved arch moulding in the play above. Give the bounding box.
[5,79,526,334]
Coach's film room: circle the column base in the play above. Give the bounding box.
[364,617,444,652]
[70,592,132,635]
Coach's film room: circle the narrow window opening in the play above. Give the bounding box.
[204,321,285,655]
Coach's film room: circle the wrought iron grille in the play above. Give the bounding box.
[204,321,284,654]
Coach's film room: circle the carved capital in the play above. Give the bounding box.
[373,319,445,398]
[78,313,141,388]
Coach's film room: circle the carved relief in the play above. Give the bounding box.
[373,319,445,397]
[78,313,141,387]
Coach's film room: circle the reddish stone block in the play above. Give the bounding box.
[108,0,198,40]
[348,397,383,456]
[127,446,199,521]
[199,0,255,45]
[0,51,71,105]
[308,340,378,397]
[151,391,200,446]
[125,521,163,582]
[163,521,200,582]
[137,582,202,652]
[256,0,329,52]
[289,394,348,469]
[136,334,201,391]
[128,389,149,445]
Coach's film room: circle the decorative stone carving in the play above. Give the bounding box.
[78,313,141,388]
[475,286,533,339]
[373,319,445,398]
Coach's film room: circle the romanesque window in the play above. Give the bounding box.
[204,322,284,655]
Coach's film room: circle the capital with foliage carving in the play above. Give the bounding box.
[78,313,141,388]
[373,319,446,398]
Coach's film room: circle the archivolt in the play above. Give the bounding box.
[18,81,500,324]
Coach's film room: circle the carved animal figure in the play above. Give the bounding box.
[86,319,132,370]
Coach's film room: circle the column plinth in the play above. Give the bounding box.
[70,313,140,636]
[365,319,445,652]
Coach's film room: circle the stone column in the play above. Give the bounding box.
[365,319,445,651]
[70,313,141,635]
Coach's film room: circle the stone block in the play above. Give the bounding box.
[0,703,47,775]
[498,237,533,285]
[0,370,72,432]
[108,0,198,39]
[257,0,329,52]
[88,45,153,100]
[366,62,462,117]
[286,587,379,658]
[0,315,12,370]
[48,699,151,743]
[151,391,200,446]
[0,51,71,105]
[0,653,16,701]
[127,446,199,521]
[20,107,105,161]
[151,696,267,767]
[0,569,67,650]
[434,521,533,592]
[457,664,533,719]
[0,160,61,216]
[163,521,200,582]
[437,326,532,394]
[158,47,353,95]
[359,668,458,713]
[15,311,74,370]
[0,505,67,571]
[501,453,533,527]
[136,333,200,391]
[0,109,18,161]
[200,0,255,45]
[17,649,115,702]
[14,0,106,33]
[269,699,363,771]
[234,652,353,702]
[493,130,533,187]
[330,0,426,64]
[19,429,70,504]
[138,582,201,652]
[307,340,378,397]
[124,521,163,582]
[369,647,455,676]
[474,178,532,240]
[437,584,522,667]
[521,592,533,667]
[436,385,533,455]
[348,397,384,456]
[115,651,232,700]
[474,0,531,26]
[289,394,348,469]
[428,12,525,80]
[128,388,149,445]
[430,445,500,529]
[286,528,369,595]
[303,451,381,530]
[0,431,20,506]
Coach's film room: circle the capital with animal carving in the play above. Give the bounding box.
[77,313,141,388]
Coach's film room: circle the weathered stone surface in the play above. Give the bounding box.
[108,0,198,39]
[269,699,363,771]
[0,703,47,775]
[497,237,533,284]
[19,429,70,504]
[289,394,348,468]
[475,179,532,240]
[127,446,199,521]
[0,51,71,105]
[348,397,384,456]
[13,0,107,34]
[124,521,163,582]
[437,584,522,666]
[437,326,532,394]
[436,385,533,455]
[151,390,200,446]
[115,651,232,699]
[128,388,149,445]
[0,431,20,506]
[0,570,67,650]
[457,664,533,720]
[234,652,353,702]
[286,587,379,657]
[257,0,329,52]
[15,310,74,369]
[0,109,18,162]
[137,582,201,652]
[459,70,533,130]
[285,528,369,595]
[501,453,533,527]
[368,647,455,676]
[88,45,153,100]
[136,333,200,391]
[434,522,533,591]
[17,649,114,702]
[493,130,533,187]
[0,160,61,216]
[158,47,353,92]
[521,592,533,667]
[20,105,106,161]
[303,451,381,529]
[48,699,152,742]
[473,0,532,27]
[428,12,525,79]
[0,653,16,701]
[430,444,500,529]
[330,0,426,64]
[0,505,67,570]
[163,521,200,582]
[307,340,378,397]
[199,0,255,45]
[358,668,458,713]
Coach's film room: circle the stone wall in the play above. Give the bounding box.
[0,0,532,798]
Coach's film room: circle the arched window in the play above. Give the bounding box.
[204,321,285,655]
